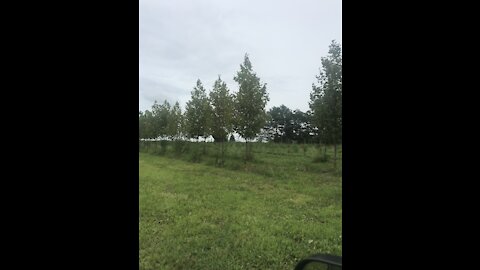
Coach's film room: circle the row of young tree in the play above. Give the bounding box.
[139,40,342,166]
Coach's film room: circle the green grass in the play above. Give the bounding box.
[140,142,342,176]
[139,143,342,270]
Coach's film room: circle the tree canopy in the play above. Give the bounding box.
[185,79,212,140]
[233,54,269,141]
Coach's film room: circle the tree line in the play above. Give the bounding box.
[139,41,342,166]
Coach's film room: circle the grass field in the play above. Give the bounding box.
[139,142,342,270]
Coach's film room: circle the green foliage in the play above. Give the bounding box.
[139,110,156,139]
[267,105,292,142]
[309,40,342,145]
[210,76,234,141]
[264,106,315,143]
[152,100,171,139]
[139,111,144,139]
[140,99,184,142]
[233,54,269,141]
[166,102,183,140]
[309,41,342,168]
[185,79,213,140]
[140,41,341,150]
[233,54,270,162]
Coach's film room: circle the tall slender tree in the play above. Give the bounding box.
[233,54,269,162]
[310,40,342,168]
[185,79,212,153]
[209,76,234,166]
[166,101,183,140]
[141,109,155,150]
[139,110,155,149]
[151,100,171,139]
[139,111,145,140]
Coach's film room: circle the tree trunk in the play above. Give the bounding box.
[245,140,248,164]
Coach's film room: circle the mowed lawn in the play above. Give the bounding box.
[139,150,342,270]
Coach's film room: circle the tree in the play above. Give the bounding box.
[305,110,319,144]
[289,109,310,155]
[151,99,171,140]
[142,109,155,139]
[291,109,309,142]
[262,113,276,142]
[268,105,293,143]
[139,111,145,140]
[233,54,269,162]
[139,109,155,150]
[185,79,212,153]
[209,76,234,166]
[139,110,155,150]
[310,40,342,168]
[166,101,183,140]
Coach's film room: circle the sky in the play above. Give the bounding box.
[139,0,342,113]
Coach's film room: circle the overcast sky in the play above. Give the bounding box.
[140,0,341,113]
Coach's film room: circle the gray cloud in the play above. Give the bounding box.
[140,0,342,113]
